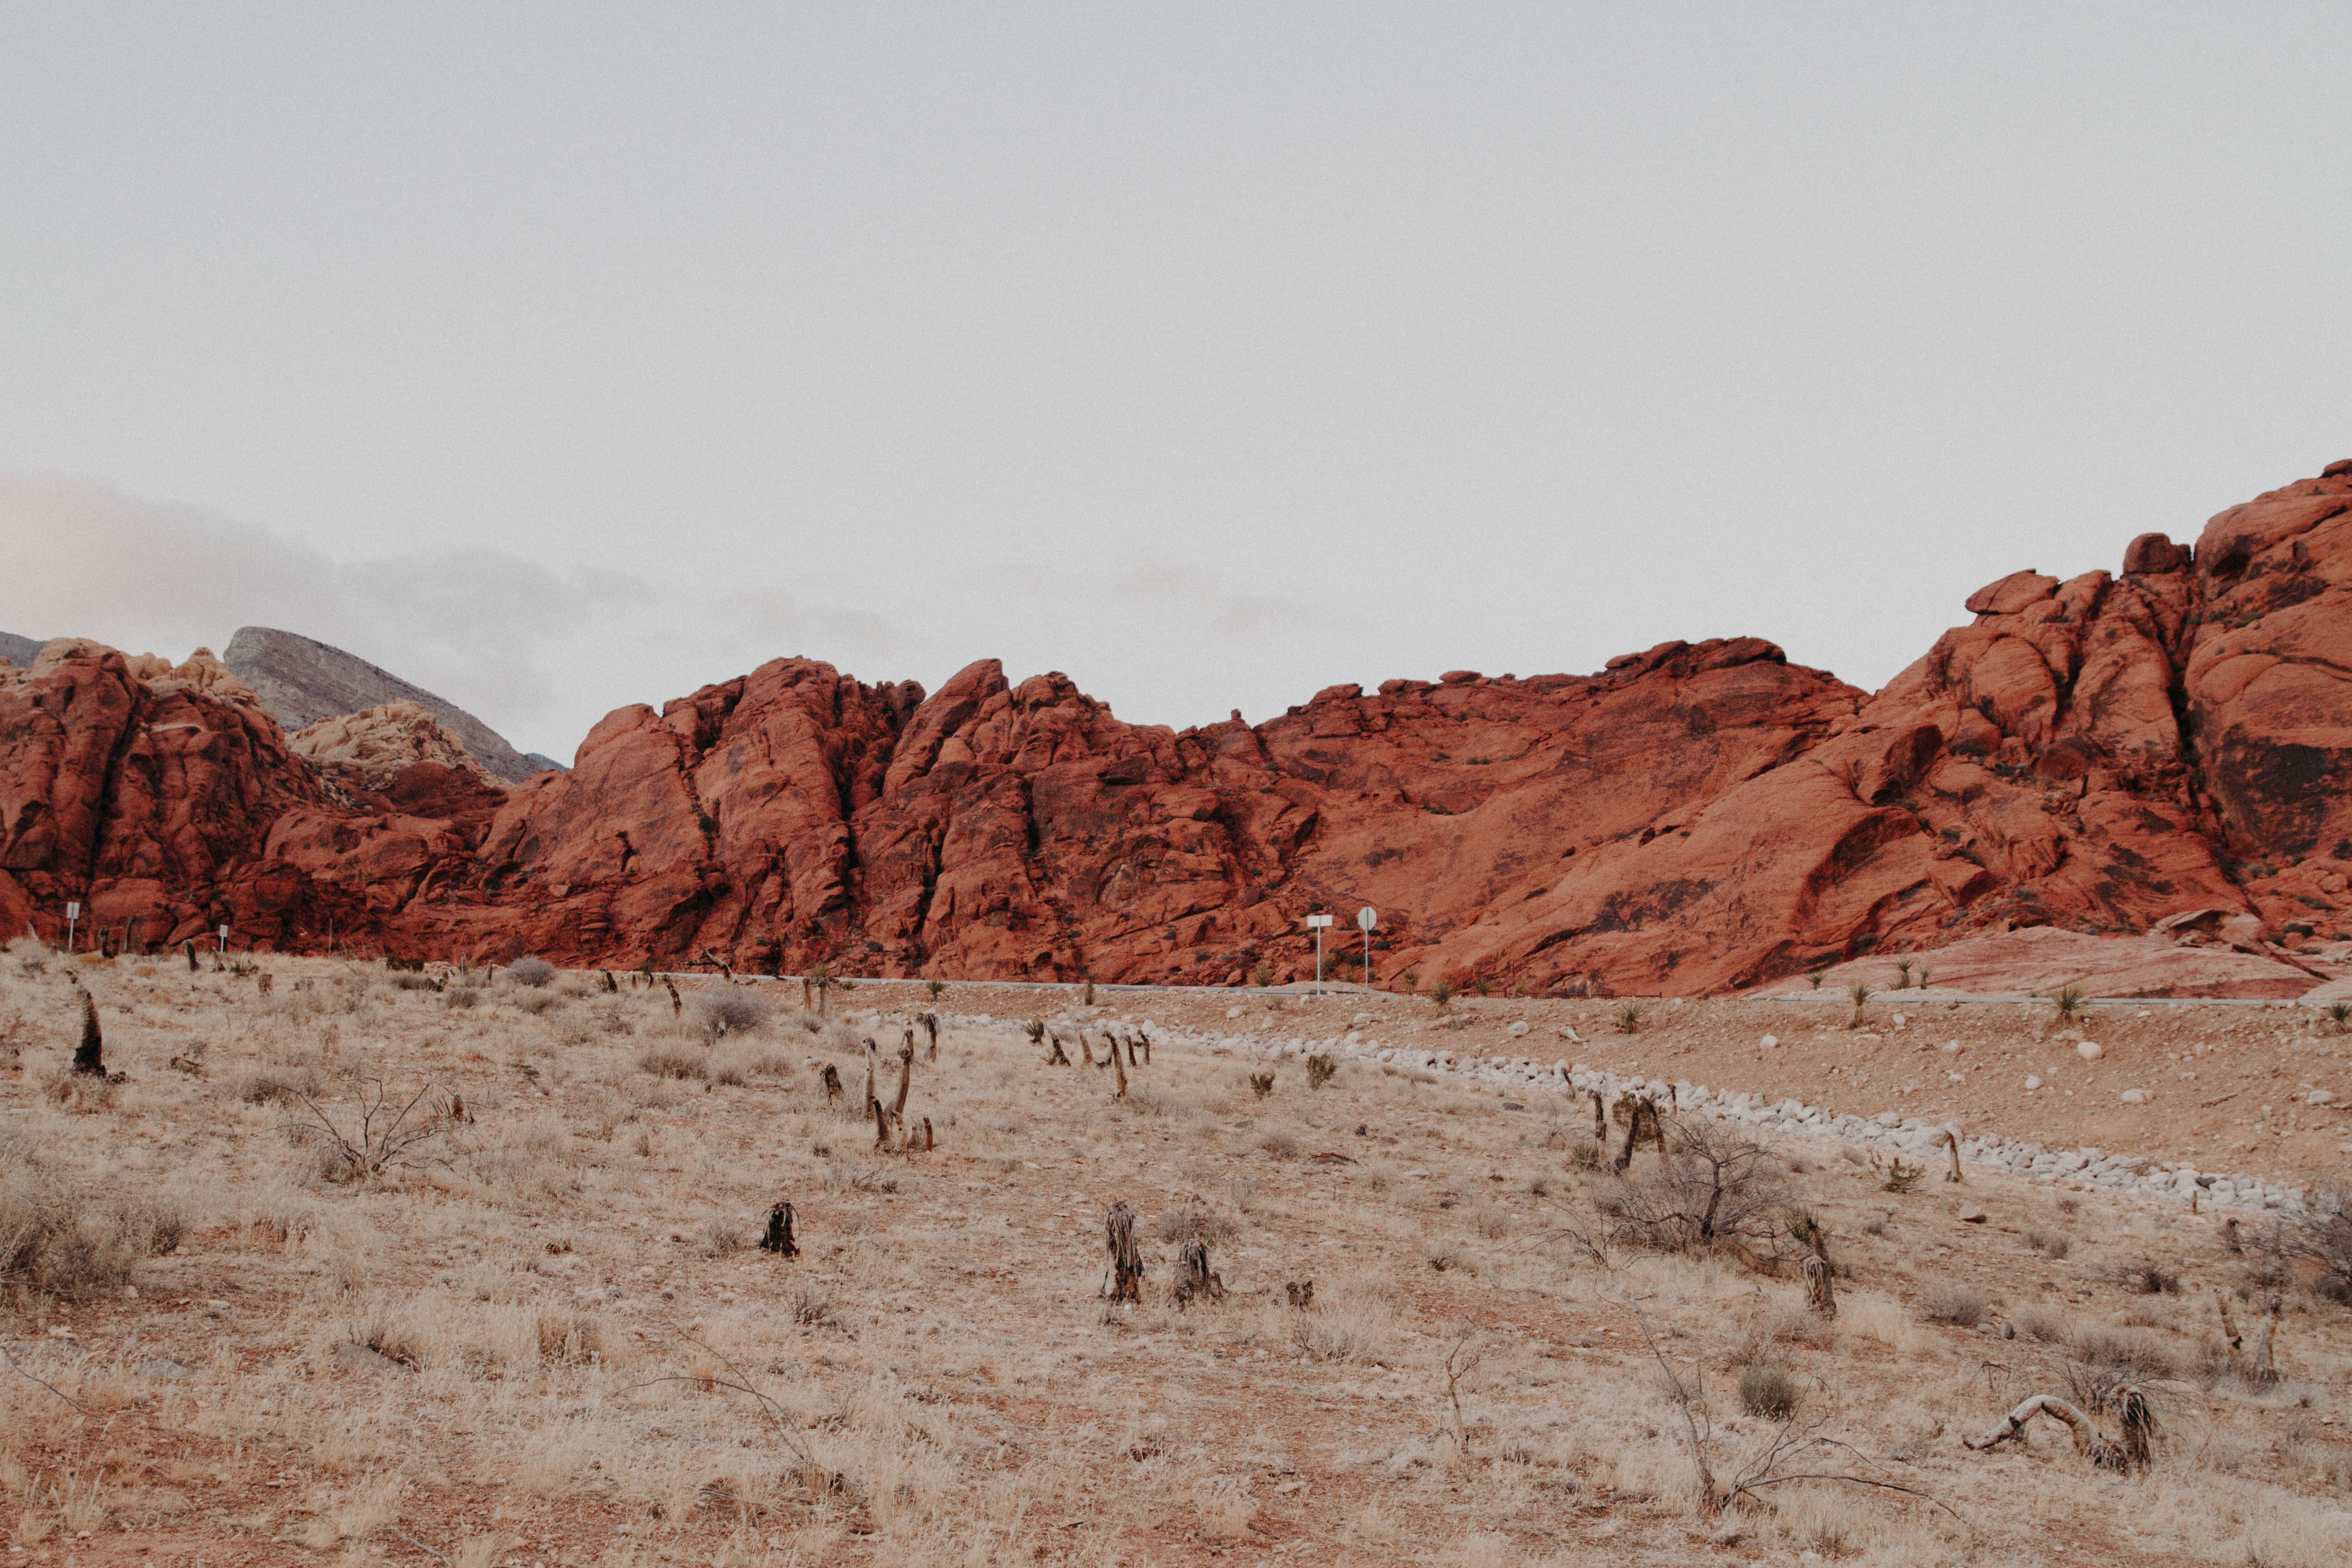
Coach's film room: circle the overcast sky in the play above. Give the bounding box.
[3,6,2347,762]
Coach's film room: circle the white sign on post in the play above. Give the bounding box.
[1357,906,1377,987]
[65,902,80,953]
[1305,913,1334,994]
[217,924,230,952]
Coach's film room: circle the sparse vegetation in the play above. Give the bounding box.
[692,985,774,1041]
[1920,1282,1989,1327]
[509,956,556,988]
[1846,980,1872,1029]
[0,957,2344,1563]
[2049,982,2088,1024]
[1740,1359,1803,1420]
[1611,999,1646,1034]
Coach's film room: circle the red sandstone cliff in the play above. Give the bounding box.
[5,463,2348,993]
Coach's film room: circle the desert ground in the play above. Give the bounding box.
[4,949,2351,1567]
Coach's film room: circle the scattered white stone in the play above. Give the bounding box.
[2024,1075,2042,1090]
[1940,1040,1962,1054]
[2308,1089,2337,1107]
[2120,1088,2149,1104]
[1760,1034,1779,1049]
[2076,1040,2104,1062]
[1508,1020,1530,1038]
[1891,1012,1908,1029]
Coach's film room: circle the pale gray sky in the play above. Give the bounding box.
[3,5,2347,761]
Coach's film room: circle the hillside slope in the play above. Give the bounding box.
[222,625,556,784]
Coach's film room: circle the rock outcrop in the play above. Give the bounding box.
[290,701,498,792]
[6,465,2349,993]
[223,626,554,784]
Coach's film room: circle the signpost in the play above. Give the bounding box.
[1357,905,1377,988]
[1306,913,1334,995]
[65,901,80,954]
[217,924,230,954]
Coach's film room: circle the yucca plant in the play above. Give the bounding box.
[1847,982,1872,1030]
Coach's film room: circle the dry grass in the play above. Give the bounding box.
[0,960,2347,1566]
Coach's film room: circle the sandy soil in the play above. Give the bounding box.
[2,953,2348,1567]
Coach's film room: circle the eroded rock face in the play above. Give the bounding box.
[291,701,497,791]
[2183,464,2352,932]
[7,464,2350,990]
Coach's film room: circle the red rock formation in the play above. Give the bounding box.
[5,465,2349,992]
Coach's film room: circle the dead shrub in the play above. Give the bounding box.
[637,1045,708,1081]
[536,1311,608,1365]
[41,1069,118,1113]
[237,1066,318,1106]
[1155,1209,1238,1246]
[1590,1116,1794,1258]
[1739,1360,1803,1421]
[1,1143,178,1300]
[509,957,557,988]
[2022,1227,2072,1260]
[2288,1178,2352,1305]
[2062,1325,2179,1412]
[1919,1283,1989,1327]
[693,987,775,1042]
[514,990,564,1017]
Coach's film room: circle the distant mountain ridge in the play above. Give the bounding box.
[222,627,561,784]
[0,631,42,667]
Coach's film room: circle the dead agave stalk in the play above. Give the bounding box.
[1108,1033,1128,1098]
[1936,1128,1963,1183]
[759,1201,799,1257]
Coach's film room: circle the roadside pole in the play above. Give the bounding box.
[1306,913,1333,995]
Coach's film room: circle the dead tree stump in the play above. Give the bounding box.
[1046,1031,1071,1067]
[2251,1294,2283,1383]
[759,1201,799,1257]
[664,979,682,1017]
[1803,1225,1838,1318]
[1284,1280,1315,1310]
[1936,1127,1963,1183]
[818,1062,843,1107]
[1173,1240,1225,1307]
[183,940,199,973]
[921,1012,939,1060]
[1102,1200,1144,1303]
[1109,1034,1129,1099]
